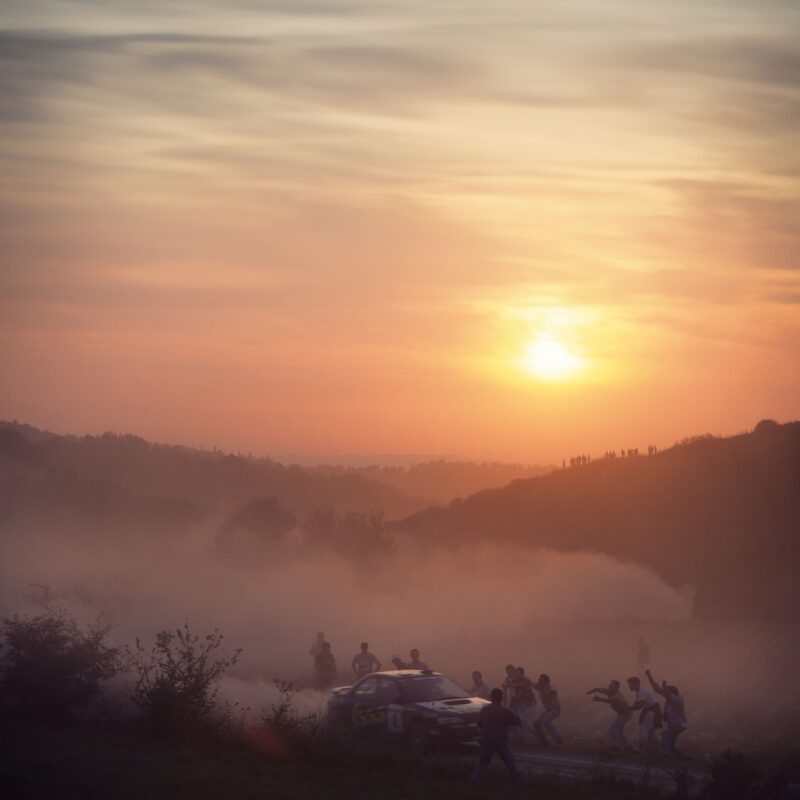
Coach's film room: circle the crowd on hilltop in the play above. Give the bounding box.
[564,443,660,468]
[307,632,689,765]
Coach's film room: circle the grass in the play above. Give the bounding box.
[2,719,666,800]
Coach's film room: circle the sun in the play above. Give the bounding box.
[519,335,584,381]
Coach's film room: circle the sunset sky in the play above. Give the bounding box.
[1,0,798,462]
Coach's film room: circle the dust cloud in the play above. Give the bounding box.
[1,523,798,755]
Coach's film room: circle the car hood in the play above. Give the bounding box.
[412,697,489,716]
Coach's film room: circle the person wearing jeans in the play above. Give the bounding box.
[627,676,662,753]
[509,666,536,742]
[533,673,564,745]
[645,669,690,760]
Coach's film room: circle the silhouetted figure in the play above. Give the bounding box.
[469,670,492,700]
[471,688,521,784]
[391,648,429,670]
[352,641,381,679]
[637,637,651,670]
[588,680,632,750]
[533,673,563,745]
[627,676,661,753]
[502,664,516,707]
[314,641,337,691]
[646,669,689,760]
[510,666,536,742]
[309,631,325,662]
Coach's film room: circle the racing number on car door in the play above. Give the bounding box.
[386,704,403,734]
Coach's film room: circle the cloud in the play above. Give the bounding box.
[620,36,800,88]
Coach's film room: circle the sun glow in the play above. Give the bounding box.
[519,335,584,381]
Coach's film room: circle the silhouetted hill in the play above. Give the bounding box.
[0,423,431,533]
[395,421,800,620]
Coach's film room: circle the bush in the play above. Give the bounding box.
[0,607,122,724]
[131,621,240,736]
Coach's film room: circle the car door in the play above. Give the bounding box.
[377,678,406,736]
[349,675,383,731]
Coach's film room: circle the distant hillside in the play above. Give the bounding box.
[395,420,800,621]
[309,460,554,505]
[0,423,430,533]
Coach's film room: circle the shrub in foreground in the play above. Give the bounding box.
[0,607,122,724]
[131,621,240,736]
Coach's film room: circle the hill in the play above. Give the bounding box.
[308,460,554,505]
[0,423,430,535]
[394,420,800,620]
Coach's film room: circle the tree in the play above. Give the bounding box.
[217,496,297,551]
[302,506,395,561]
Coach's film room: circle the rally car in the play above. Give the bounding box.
[326,669,489,752]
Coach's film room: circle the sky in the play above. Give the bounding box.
[1,0,798,463]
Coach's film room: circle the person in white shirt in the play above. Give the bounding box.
[646,669,689,760]
[392,648,429,671]
[468,670,492,700]
[627,676,661,753]
[352,642,381,679]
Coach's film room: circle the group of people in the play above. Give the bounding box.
[564,445,660,468]
[468,665,563,747]
[308,632,689,785]
[473,666,688,784]
[587,670,689,760]
[309,633,428,690]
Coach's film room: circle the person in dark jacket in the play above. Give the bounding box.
[471,688,521,783]
[314,641,337,690]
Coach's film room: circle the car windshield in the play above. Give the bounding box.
[400,676,470,703]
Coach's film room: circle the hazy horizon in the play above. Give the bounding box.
[5,413,794,466]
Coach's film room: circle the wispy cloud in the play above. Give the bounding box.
[1,0,798,458]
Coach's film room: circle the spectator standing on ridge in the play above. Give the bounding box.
[588,680,632,750]
[468,670,492,700]
[351,642,381,680]
[646,669,690,760]
[627,676,661,753]
[471,688,521,784]
[533,673,564,745]
[314,641,337,691]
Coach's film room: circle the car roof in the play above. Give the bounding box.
[369,669,443,679]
